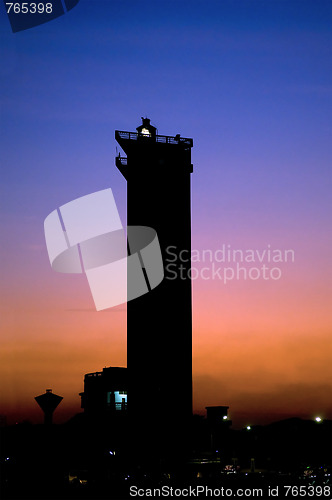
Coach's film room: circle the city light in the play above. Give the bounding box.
[315,417,322,422]
[223,416,227,420]
[246,426,251,430]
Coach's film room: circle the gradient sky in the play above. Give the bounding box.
[0,0,331,428]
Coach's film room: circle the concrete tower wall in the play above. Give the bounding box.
[116,124,193,462]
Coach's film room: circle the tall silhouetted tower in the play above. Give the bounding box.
[115,119,193,463]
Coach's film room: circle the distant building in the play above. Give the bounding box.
[79,367,127,415]
[206,406,230,424]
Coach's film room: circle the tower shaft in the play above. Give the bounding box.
[115,122,193,462]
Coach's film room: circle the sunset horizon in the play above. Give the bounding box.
[1,0,331,437]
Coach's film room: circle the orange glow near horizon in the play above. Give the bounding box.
[1,223,331,429]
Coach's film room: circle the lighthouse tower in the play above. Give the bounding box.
[115,118,193,462]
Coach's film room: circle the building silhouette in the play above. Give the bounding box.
[79,367,127,416]
[115,118,193,462]
[205,405,230,424]
[35,389,63,425]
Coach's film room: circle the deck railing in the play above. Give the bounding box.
[115,130,193,147]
